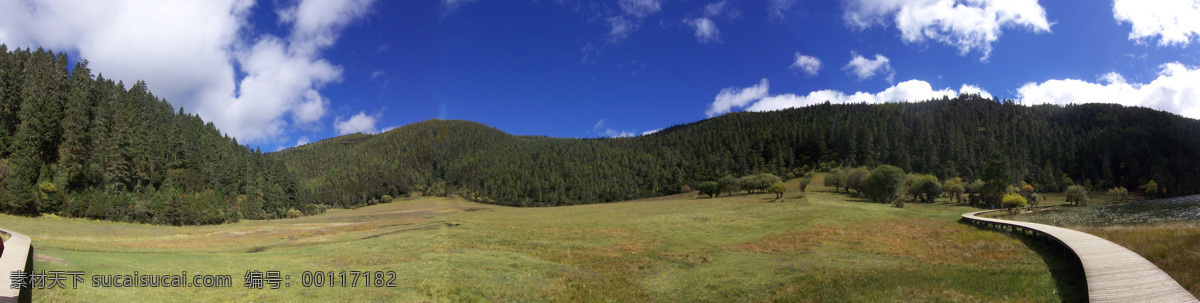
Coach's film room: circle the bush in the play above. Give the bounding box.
[798,178,811,192]
[1002,194,1028,212]
[286,208,304,218]
[1065,185,1089,206]
[381,195,395,203]
[862,165,905,205]
[698,181,720,198]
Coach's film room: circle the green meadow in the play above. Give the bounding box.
[5,179,1074,302]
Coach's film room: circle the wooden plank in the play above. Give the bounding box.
[963,210,1198,302]
[0,227,31,303]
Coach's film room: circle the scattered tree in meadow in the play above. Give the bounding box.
[698,181,721,198]
[904,174,941,203]
[1143,180,1159,198]
[824,168,846,192]
[1065,185,1089,206]
[845,166,870,195]
[768,181,786,200]
[863,165,905,206]
[753,173,781,193]
[943,177,965,204]
[1106,187,1128,201]
[718,175,740,196]
[797,177,811,192]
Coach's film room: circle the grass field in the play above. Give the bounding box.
[3,180,1076,302]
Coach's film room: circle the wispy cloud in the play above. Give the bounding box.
[706,78,770,117]
[684,18,721,44]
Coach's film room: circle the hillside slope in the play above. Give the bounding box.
[273,96,1200,207]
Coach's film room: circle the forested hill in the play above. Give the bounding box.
[273,95,1200,207]
[0,46,313,224]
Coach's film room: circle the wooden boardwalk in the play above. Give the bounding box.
[963,210,1198,302]
[0,227,32,303]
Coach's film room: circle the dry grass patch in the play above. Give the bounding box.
[732,218,1030,265]
[1074,223,1200,297]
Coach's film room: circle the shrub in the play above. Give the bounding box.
[1002,194,1028,212]
[797,177,811,192]
[381,195,395,203]
[1106,187,1128,201]
[286,208,304,218]
[1065,185,1089,206]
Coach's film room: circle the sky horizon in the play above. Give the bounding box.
[2,0,1200,152]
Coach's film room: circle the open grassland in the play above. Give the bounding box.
[1002,196,1200,298]
[4,181,1071,302]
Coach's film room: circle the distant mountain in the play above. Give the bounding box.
[272,95,1200,207]
[0,46,312,225]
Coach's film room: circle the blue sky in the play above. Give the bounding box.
[3,0,1200,152]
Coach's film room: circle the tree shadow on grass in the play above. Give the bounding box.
[963,220,1087,302]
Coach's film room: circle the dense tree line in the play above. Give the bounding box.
[0,46,314,224]
[274,94,1200,208]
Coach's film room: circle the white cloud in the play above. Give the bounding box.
[1017,62,1200,119]
[843,0,1052,60]
[843,51,894,82]
[641,128,663,136]
[706,78,770,117]
[442,0,476,14]
[769,0,796,20]
[606,16,637,43]
[602,129,637,138]
[593,119,607,131]
[296,136,311,147]
[791,52,822,77]
[685,18,721,44]
[709,78,986,116]
[1113,0,1200,46]
[958,84,993,99]
[705,1,728,17]
[0,0,375,144]
[619,0,662,18]
[334,111,380,135]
